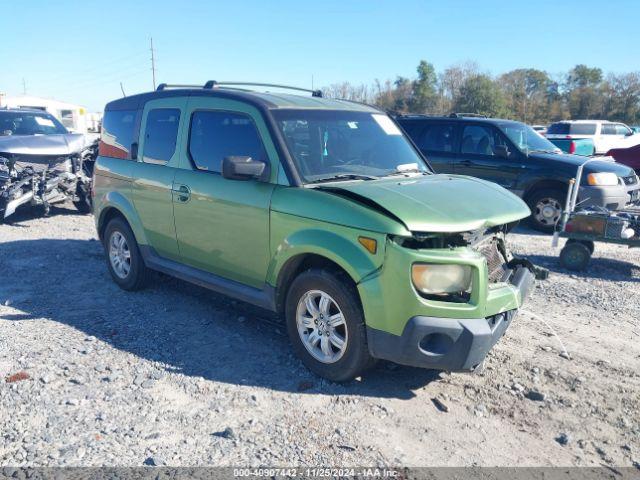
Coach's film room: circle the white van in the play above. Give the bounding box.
[546,120,639,154]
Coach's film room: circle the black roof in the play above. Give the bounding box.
[396,114,522,125]
[105,87,380,113]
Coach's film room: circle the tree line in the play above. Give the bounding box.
[322,60,640,125]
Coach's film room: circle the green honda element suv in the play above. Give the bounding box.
[93,81,540,381]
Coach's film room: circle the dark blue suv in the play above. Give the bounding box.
[397,114,640,232]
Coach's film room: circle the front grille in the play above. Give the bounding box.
[477,237,508,283]
[623,174,638,186]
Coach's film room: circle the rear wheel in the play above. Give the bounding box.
[527,188,565,233]
[285,269,374,382]
[560,241,591,271]
[103,217,150,291]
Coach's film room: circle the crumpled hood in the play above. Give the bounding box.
[318,174,531,233]
[0,133,87,156]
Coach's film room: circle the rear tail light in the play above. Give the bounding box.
[569,141,576,154]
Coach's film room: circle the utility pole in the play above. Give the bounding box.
[22,78,27,95]
[150,37,156,90]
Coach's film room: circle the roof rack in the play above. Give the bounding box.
[395,113,443,119]
[156,81,323,97]
[448,112,487,118]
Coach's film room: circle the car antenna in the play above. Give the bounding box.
[120,82,127,97]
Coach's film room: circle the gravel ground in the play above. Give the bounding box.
[0,204,639,468]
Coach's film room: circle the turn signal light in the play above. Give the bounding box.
[358,236,377,254]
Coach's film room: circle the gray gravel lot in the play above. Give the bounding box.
[0,204,639,467]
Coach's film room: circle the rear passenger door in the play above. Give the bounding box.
[407,121,457,174]
[172,97,277,289]
[130,98,186,262]
[455,124,526,192]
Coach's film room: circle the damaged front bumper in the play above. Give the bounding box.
[358,236,542,371]
[366,265,535,371]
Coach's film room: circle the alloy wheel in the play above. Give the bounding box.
[296,290,348,364]
[108,231,131,279]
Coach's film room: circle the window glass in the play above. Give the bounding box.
[416,124,455,153]
[100,110,136,159]
[398,122,422,138]
[273,110,428,182]
[460,125,506,155]
[189,111,267,173]
[501,123,560,154]
[615,124,630,135]
[601,124,616,135]
[142,108,180,165]
[0,111,68,136]
[547,123,597,135]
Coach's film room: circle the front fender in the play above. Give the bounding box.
[97,190,149,246]
[267,222,384,288]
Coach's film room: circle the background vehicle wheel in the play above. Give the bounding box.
[73,186,92,214]
[560,241,591,271]
[285,269,374,382]
[103,217,150,291]
[566,238,595,255]
[73,199,92,214]
[527,188,566,233]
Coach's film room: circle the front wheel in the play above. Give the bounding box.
[527,188,565,233]
[285,269,374,382]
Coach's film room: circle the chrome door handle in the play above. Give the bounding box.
[172,184,191,203]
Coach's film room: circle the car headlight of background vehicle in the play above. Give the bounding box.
[411,263,473,295]
[587,172,619,186]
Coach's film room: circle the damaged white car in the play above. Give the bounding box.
[0,108,97,221]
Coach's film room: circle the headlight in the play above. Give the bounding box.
[411,263,473,295]
[587,172,619,186]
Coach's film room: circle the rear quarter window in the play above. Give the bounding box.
[142,108,180,165]
[99,110,137,159]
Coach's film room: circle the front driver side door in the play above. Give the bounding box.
[454,124,526,193]
[172,98,277,289]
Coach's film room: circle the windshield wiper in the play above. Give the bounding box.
[380,168,428,178]
[307,173,380,184]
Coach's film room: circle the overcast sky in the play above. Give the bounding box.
[2,0,638,111]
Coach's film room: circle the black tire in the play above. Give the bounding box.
[566,238,595,255]
[527,188,566,233]
[285,269,374,382]
[73,199,92,214]
[74,183,93,214]
[560,242,591,271]
[103,217,150,291]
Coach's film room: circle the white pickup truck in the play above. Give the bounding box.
[546,120,640,155]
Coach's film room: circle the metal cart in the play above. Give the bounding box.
[552,159,640,271]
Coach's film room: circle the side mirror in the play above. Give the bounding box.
[626,131,634,137]
[222,156,266,180]
[494,145,510,158]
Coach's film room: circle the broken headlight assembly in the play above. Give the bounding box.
[411,263,473,302]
